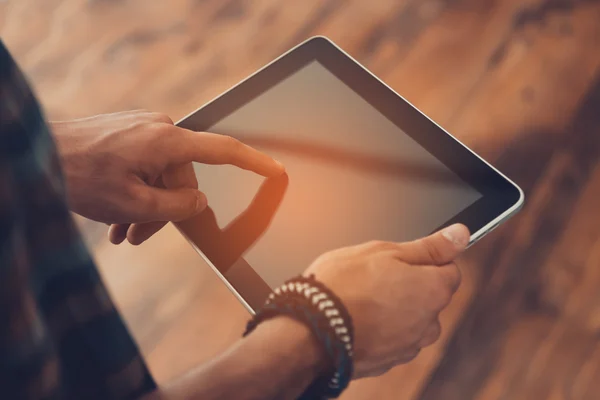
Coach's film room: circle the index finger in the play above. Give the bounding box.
[168,128,285,177]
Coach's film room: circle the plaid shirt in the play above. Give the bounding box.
[0,41,156,399]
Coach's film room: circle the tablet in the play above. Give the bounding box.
[175,36,524,313]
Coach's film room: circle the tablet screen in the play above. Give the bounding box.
[190,60,482,289]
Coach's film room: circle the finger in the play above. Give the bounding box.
[425,262,462,294]
[127,221,168,245]
[109,224,129,244]
[421,263,462,307]
[132,185,208,223]
[418,320,442,348]
[161,163,198,189]
[436,262,462,293]
[396,224,470,265]
[166,129,285,177]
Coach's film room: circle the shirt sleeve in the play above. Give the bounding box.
[0,40,156,400]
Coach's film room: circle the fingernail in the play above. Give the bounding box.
[442,224,469,247]
[196,192,208,211]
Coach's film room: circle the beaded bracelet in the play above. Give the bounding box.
[244,275,354,399]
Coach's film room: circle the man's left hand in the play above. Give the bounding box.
[52,110,284,245]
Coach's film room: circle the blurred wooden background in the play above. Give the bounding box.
[3,0,600,399]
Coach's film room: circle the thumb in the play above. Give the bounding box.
[134,186,208,222]
[397,224,470,265]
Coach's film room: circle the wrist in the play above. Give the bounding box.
[246,275,355,397]
[48,120,72,171]
[49,121,76,162]
[232,316,326,399]
[248,316,326,376]
[151,316,326,400]
[48,120,93,216]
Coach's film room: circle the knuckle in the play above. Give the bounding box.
[429,276,452,309]
[401,348,421,363]
[143,193,159,215]
[388,248,406,261]
[365,240,395,252]
[145,121,169,138]
[421,323,442,347]
[155,121,176,133]
[227,135,242,149]
[366,240,385,250]
[437,286,453,309]
[121,182,140,203]
[430,322,442,341]
[151,112,174,125]
[423,239,444,264]
[195,191,208,211]
[150,124,182,148]
[447,263,462,291]
[129,186,157,219]
[220,135,242,160]
[433,323,442,340]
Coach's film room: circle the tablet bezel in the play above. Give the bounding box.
[176,36,524,313]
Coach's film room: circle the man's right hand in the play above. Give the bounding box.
[304,223,469,379]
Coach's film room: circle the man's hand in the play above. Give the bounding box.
[305,223,469,379]
[144,226,469,400]
[51,111,284,245]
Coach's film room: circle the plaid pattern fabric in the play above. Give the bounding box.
[0,41,156,399]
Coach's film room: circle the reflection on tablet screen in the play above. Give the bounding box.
[189,60,482,289]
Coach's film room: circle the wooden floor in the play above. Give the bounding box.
[3,0,600,399]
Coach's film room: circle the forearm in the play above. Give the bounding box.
[145,317,324,400]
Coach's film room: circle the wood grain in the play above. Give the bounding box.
[2,0,600,399]
[419,66,600,400]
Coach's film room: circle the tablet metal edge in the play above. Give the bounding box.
[175,36,526,313]
[308,36,525,246]
[173,222,257,315]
